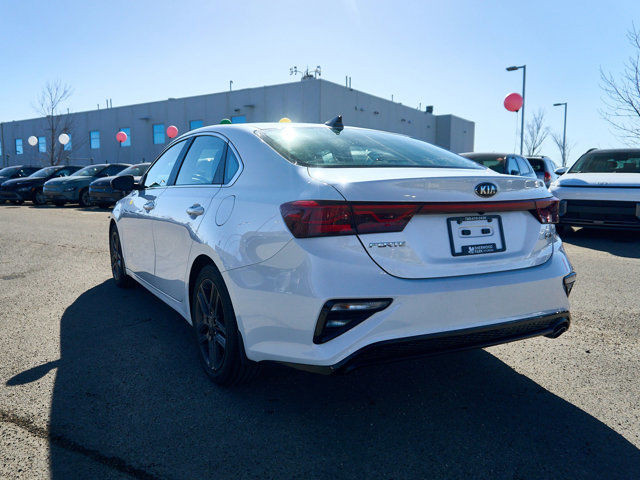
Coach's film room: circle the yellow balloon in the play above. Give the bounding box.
[279,117,292,123]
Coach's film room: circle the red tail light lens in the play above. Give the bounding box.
[544,171,551,182]
[351,204,420,234]
[280,201,355,238]
[533,198,559,224]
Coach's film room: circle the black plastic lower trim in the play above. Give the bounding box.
[279,311,571,375]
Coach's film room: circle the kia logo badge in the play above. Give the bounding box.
[475,183,498,198]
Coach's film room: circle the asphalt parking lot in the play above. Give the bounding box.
[0,205,639,479]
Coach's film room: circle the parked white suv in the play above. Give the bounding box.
[109,121,575,385]
[550,148,640,232]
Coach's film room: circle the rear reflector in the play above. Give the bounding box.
[280,198,560,238]
[314,299,392,344]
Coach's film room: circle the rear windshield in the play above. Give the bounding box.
[569,151,640,174]
[462,154,508,174]
[256,126,483,169]
[527,158,545,172]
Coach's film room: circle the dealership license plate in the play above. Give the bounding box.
[446,215,506,257]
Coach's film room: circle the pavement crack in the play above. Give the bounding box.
[0,409,163,480]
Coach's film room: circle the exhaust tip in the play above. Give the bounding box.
[545,320,570,339]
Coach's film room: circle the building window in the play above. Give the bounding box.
[231,115,246,123]
[120,127,131,147]
[90,131,100,149]
[64,134,72,151]
[38,136,46,153]
[189,120,203,130]
[15,139,23,155]
[153,124,165,144]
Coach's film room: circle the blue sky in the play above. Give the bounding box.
[1,0,639,163]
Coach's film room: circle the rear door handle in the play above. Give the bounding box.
[186,204,204,217]
[143,201,155,212]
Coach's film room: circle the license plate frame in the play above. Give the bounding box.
[446,214,506,257]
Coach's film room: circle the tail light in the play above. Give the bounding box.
[544,171,551,183]
[532,198,559,224]
[280,201,419,238]
[280,197,560,238]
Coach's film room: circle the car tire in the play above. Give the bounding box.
[191,265,259,386]
[79,188,91,207]
[34,189,46,206]
[53,201,65,207]
[109,225,135,289]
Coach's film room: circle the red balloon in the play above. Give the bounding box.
[167,125,178,138]
[504,93,523,112]
[116,131,127,143]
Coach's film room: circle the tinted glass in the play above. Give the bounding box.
[569,151,640,173]
[0,167,20,176]
[30,167,58,178]
[516,157,532,174]
[102,164,128,176]
[258,127,482,169]
[55,167,77,177]
[73,165,106,177]
[463,154,507,174]
[176,136,226,185]
[527,158,545,172]
[224,148,240,183]
[506,158,520,175]
[144,141,185,188]
[118,164,149,176]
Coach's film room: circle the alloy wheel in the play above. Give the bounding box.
[194,279,227,372]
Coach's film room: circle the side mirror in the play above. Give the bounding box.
[111,174,136,192]
[554,167,568,175]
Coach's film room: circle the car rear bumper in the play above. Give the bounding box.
[283,310,570,374]
[223,235,573,367]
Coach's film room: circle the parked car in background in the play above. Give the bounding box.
[460,153,537,179]
[0,166,41,201]
[89,163,150,208]
[527,155,560,188]
[550,148,640,233]
[43,163,130,207]
[0,165,81,205]
[109,122,574,385]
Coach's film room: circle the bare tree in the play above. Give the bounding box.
[551,131,573,165]
[34,80,74,165]
[600,24,640,144]
[524,109,549,156]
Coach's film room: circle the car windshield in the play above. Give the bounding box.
[0,167,20,176]
[118,164,149,176]
[462,154,507,174]
[72,165,105,177]
[256,126,483,169]
[569,152,640,173]
[29,167,58,178]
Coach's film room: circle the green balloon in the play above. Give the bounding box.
[220,118,232,124]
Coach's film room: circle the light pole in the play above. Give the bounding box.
[506,65,526,155]
[553,102,568,166]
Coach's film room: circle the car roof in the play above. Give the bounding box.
[460,152,523,158]
[584,148,640,155]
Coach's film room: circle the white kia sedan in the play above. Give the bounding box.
[550,148,640,233]
[109,120,575,385]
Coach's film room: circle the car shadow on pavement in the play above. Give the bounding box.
[20,280,640,479]
[563,228,640,259]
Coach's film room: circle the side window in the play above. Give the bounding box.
[224,147,240,183]
[516,157,532,175]
[175,136,226,186]
[506,158,520,175]
[144,141,186,188]
[56,168,75,177]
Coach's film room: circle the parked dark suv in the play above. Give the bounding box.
[460,153,537,179]
[0,165,81,205]
[527,155,560,188]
